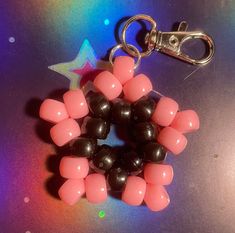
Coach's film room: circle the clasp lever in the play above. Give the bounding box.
[145,21,215,65]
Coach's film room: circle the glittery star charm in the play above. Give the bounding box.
[48,39,111,89]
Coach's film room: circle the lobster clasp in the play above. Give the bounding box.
[145,21,215,65]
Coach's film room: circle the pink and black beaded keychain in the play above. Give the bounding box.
[39,14,215,211]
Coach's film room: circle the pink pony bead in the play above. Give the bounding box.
[93,71,122,100]
[39,99,69,123]
[144,164,174,185]
[85,174,107,204]
[58,179,85,206]
[50,118,81,146]
[113,56,135,85]
[63,89,89,119]
[144,184,170,211]
[152,97,179,127]
[122,176,146,206]
[171,110,200,133]
[123,74,153,102]
[59,156,89,179]
[157,127,187,155]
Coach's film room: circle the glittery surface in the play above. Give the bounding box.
[1,1,235,233]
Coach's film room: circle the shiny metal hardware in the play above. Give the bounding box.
[109,43,141,69]
[121,14,215,65]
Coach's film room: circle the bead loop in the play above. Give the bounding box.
[109,44,141,69]
[39,53,200,211]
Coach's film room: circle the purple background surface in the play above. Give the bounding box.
[1,1,235,233]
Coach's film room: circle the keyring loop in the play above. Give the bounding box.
[109,43,141,69]
[121,14,157,57]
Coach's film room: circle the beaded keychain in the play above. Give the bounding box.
[39,14,214,211]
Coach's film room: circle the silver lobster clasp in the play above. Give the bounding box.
[121,14,215,65]
[145,21,215,65]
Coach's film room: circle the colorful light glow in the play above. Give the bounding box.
[8,37,15,43]
[104,18,110,26]
[98,210,106,219]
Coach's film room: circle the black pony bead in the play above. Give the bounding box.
[84,117,110,139]
[92,145,117,171]
[132,122,157,142]
[71,137,97,157]
[86,92,111,119]
[132,96,156,122]
[121,150,143,173]
[107,167,128,191]
[142,142,167,163]
[112,99,132,124]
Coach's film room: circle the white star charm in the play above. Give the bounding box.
[48,39,111,89]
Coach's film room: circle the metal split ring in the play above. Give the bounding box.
[121,14,157,58]
[109,43,141,69]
